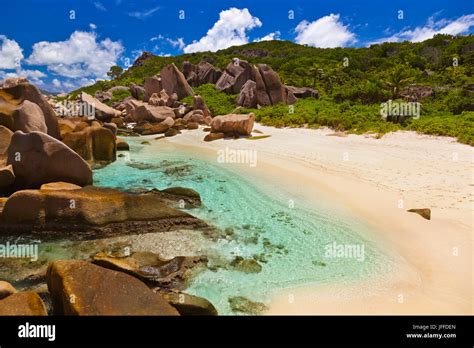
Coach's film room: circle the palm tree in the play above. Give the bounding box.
[384,64,414,99]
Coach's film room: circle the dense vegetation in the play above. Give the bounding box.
[71,34,474,145]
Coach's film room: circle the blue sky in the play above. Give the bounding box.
[0,0,473,92]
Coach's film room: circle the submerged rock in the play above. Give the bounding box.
[160,291,218,316]
[47,260,180,315]
[0,291,47,315]
[228,296,268,315]
[92,251,207,289]
[230,256,262,273]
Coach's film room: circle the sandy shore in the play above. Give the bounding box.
[164,124,473,314]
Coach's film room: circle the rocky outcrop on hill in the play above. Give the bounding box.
[400,85,434,101]
[160,63,194,100]
[216,59,255,94]
[182,61,222,87]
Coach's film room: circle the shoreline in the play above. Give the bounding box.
[163,124,473,314]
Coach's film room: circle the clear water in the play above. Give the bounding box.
[93,137,395,314]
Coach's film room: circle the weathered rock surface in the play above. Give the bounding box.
[47,260,179,315]
[400,85,434,101]
[0,280,17,299]
[0,291,47,315]
[0,125,13,155]
[160,63,194,100]
[79,92,121,122]
[140,117,175,135]
[216,59,254,94]
[130,83,146,100]
[204,132,225,142]
[0,186,199,228]
[92,251,206,288]
[0,164,15,189]
[62,123,116,165]
[236,80,257,108]
[6,131,92,188]
[0,81,60,139]
[144,76,162,101]
[0,99,48,134]
[211,113,255,135]
[182,61,222,87]
[285,86,319,99]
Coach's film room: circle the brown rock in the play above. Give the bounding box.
[47,260,179,315]
[62,124,116,164]
[40,182,81,191]
[7,131,92,187]
[285,86,319,99]
[187,122,199,130]
[141,117,175,135]
[160,63,194,100]
[216,59,255,94]
[161,292,218,316]
[0,280,17,299]
[165,128,180,137]
[130,83,146,100]
[79,92,121,122]
[0,164,15,189]
[204,132,225,142]
[210,113,255,135]
[0,82,60,139]
[255,64,287,106]
[144,76,162,101]
[192,95,211,117]
[116,138,130,151]
[0,291,47,315]
[0,125,13,155]
[236,80,257,108]
[407,208,431,220]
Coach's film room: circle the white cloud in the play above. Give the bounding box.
[294,14,356,48]
[89,23,97,30]
[52,78,61,88]
[94,1,106,11]
[166,37,185,50]
[26,31,124,79]
[128,6,161,20]
[0,68,46,85]
[183,8,262,53]
[254,31,281,42]
[150,35,164,42]
[370,14,474,44]
[0,35,24,69]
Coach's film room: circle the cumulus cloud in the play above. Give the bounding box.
[26,31,124,79]
[127,6,161,20]
[294,14,356,48]
[0,68,46,85]
[52,78,61,88]
[371,14,474,44]
[183,8,262,53]
[0,35,24,69]
[254,31,281,42]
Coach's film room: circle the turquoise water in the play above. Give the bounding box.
[94,137,394,314]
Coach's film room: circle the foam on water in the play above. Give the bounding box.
[93,138,397,314]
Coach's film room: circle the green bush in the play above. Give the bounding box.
[181,84,237,115]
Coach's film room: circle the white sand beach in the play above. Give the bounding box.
[165,124,473,314]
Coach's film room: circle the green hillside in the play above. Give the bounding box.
[71,34,474,145]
